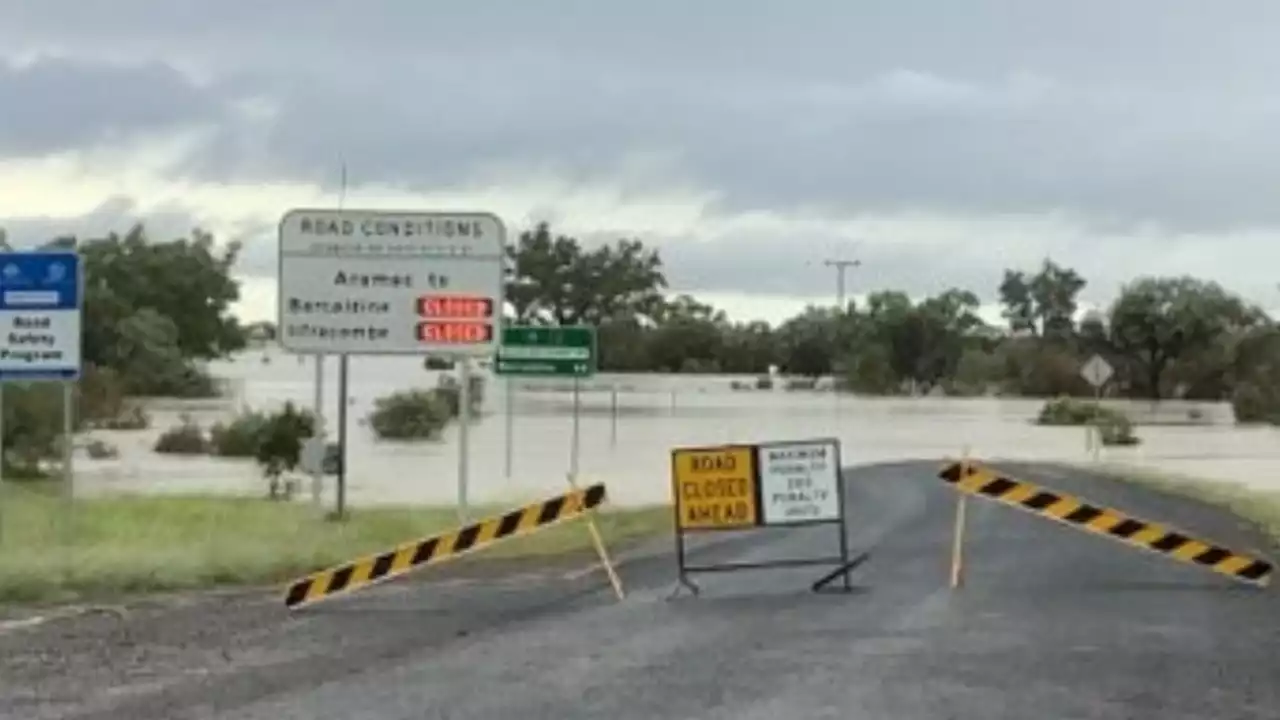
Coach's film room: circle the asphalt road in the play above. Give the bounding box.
[3,460,1279,719]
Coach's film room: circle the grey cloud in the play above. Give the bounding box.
[5,0,1278,232]
[0,56,237,156]
[5,1,1280,303]
[0,197,198,247]
[0,198,277,278]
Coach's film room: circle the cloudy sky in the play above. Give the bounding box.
[2,1,1279,324]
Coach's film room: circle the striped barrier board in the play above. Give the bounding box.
[938,461,1273,587]
[284,482,608,609]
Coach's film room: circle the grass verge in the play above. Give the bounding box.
[1081,463,1280,542]
[0,482,672,604]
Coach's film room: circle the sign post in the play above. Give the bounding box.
[0,251,83,546]
[278,210,506,518]
[668,437,864,596]
[495,326,597,480]
[1079,354,1114,460]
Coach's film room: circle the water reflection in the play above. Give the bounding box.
[72,350,1280,507]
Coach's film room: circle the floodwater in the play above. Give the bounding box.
[73,349,1280,508]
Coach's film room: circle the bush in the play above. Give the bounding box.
[368,389,452,440]
[1037,397,1141,446]
[127,363,220,399]
[755,375,773,390]
[85,439,120,459]
[1097,413,1140,446]
[209,410,270,458]
[153,417,210,455]
[254,403,318,498]
[150,404,318,498]
[1232,381,1280,424]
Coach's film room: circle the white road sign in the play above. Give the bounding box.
[1080,354,1114,388]
[277,210,506,356]
[758,438,843,525]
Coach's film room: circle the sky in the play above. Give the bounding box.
[2,1,1280,325]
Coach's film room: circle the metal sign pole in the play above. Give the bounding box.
[610,385,618,449]
[504,376,513,479]
[62,381,74,551]
[311,354,325,505]
[458,357,472,522]
[335,355,349,519]
[570,377,581,480]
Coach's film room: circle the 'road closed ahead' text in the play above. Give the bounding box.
[672,446,759,530]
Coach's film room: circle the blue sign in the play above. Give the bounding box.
[0,252,82,381]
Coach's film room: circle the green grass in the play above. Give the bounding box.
[0,482,672,604]
[1086,463,1280,541]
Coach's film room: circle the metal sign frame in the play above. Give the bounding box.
[669,437,867,596]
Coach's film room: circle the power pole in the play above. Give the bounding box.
[823,258,862,309]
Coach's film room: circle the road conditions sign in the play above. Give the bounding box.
[0,251,82,380]
[277,209,505,356]
[758,439,841,524]
[671,445,759,530]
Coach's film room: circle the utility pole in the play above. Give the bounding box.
[823,258,862,309]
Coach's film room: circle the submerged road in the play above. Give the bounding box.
[3,461,1279,719]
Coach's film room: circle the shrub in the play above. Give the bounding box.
[368,389,453,440]
[1097,413,1140,446]
[1231,381,1280,424]
[254,403,318,498]
[209,410,270,458]
[153,417,210,455]
[1037,396,1103,425]
[1037,397,1141,446]
[85,439,120,459]
[755,375,773,390]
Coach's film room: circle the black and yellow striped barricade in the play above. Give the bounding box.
[284,482,610,609]
[939,460,1273,588]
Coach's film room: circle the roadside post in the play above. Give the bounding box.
[494,325,597,480]
[504,375,514,478]
[948,444,971,589]
[668,437,865,597]
[278,210,506,521]
[1080,354,1114,460]
[0,251,83,548]
[609,385,619,448]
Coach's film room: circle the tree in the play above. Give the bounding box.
[1108,277,1264,399]
[506,223,666,325]
[776,307,843,378]
[69,224,248,396]
[646,295,729,373]
[998,259,1086,341]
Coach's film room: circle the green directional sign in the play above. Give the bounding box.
[495,325,597,377]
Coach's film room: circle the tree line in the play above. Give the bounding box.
[7,220,1280,418]
[505,223,1280,415]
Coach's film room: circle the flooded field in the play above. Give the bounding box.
[73,350,1280,508]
